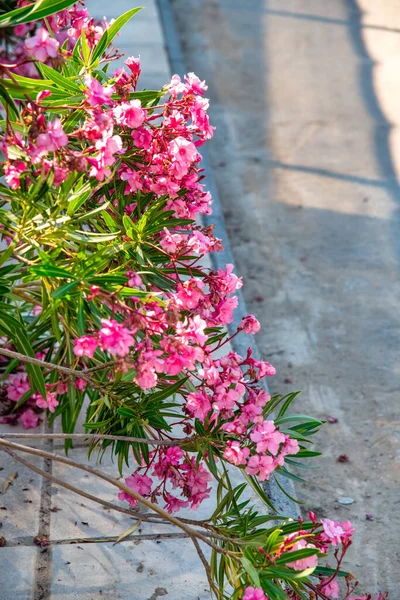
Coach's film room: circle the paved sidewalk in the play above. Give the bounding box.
[0,2,215,598]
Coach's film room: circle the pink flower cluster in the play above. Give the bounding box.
[119,447,211,514]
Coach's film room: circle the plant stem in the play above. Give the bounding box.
[0,431,197,447]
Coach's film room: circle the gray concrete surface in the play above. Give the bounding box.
[170,0,400,595]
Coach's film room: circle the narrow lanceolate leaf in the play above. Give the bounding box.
[0,311,47,398]
[37,64,81,95]
[90,8,143,63]
[0,83,19,122]
[0,0,76,27]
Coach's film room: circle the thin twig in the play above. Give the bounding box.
[0,347,93,386]
[0,432,197,448]
[192,536,219,596]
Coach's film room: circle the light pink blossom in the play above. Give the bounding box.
[186,391,212,422]
[25,28,59,62]
[240,314,261,334]
[36,118,68,153]
[98,318,135,357]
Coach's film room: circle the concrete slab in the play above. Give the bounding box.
[49,448,134,541]
[0,545,38,600]
[50,540,210,599]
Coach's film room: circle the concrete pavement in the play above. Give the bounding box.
[170,0,400,595]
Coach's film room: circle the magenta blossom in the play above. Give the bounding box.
[20,409,41,429]
[118,473,152,507]
[73,335,98,358]
[84,76,114,106]
[242,587,268,600]
[98,319,135,357]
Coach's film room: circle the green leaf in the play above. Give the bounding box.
[37,63,81,94]
[275,548,319,566]
[145,377,187,403]
[90,8,143,64]
[275,415,323,427]
[0,311,46,398]
[51,280,79,299]
[30,265,75,279]
[80,28,91,65]
[0,82,19,122]
[314,565,351,578]
[240,557,261,587]
[0,0,76,27]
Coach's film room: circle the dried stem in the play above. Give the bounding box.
[0,431,197,448]
[0,347,93,386]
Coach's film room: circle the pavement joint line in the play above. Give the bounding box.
[156,0,300,520]
[33,421,53,600]
[1,532,192,548]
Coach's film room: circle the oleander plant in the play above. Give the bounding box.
[0,2,389,599]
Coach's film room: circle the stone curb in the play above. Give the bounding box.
[156,0,300,520]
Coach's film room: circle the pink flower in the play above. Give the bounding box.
[131,127,152,149]
[175,279,204,309]
[164,447,184,465]
[164,493,189,514]
[73,335,98,358]
[125,55,141,76]
[255,360,276,378]
[34,391,59,413]
[75,379,87,392]
[285,539,318,571]
[84,76,114,106]
[176,315,208,346]
[223,441,250,466]
[240,315,261,334]
[6,372,30,402]
[36,118,68,153]
[185,72,208,95]
[5,161,26,190]
[320,518,354,546]
[32,305,42,316]
[186,391,212,422]
[245,454,276,481]
[126,270,143,287]
[36,90,52,104]
[250,420,286,455]
[113,100,145,128]
[135,363,158,390]
[20,409,41,429]
[167,74,187,97]
[321,579,339,599]
[118,473,152,507]
[168,136,197,177]
[214,296,238,325]
[98,319,134,357]
[25,28,59,62]
[242,587,268,600]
